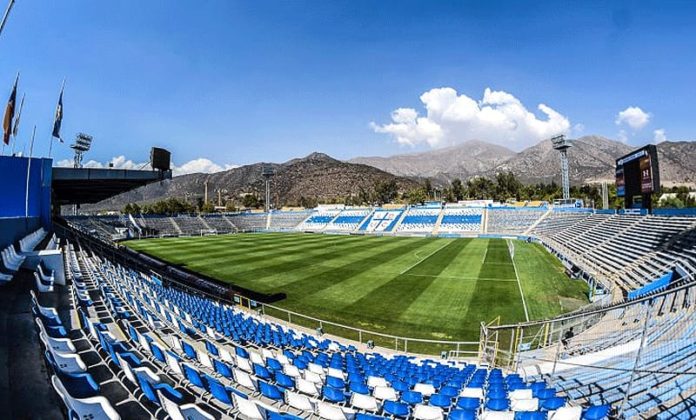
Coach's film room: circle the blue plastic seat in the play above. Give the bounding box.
[322,385,346,403]
[182,364,206,390]
[582,405,610,420]
[356,414,387,420]
[456,397,480,410]
[182,341,197,360]
[253,363,272,380]
[448,409,477,420]
[430,393,453,408]
[536,388,556,399]
[274,371,295,390]
[326,375,346,390]
[439,386,459,398]
[540,397,566,410]
[514,412,547,420]
[487,389,507,400]
[350,381,370,395]
[401,390,423,405]
[136,371,183,405]
[260,381,285,401]
[204,374,233,406]
[383,400,410,418]
[485,398,510,411]
[392,380,410,393]
[214,359,233,379]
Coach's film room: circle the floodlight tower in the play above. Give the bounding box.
[262,166,275,213]
[70,133,93,168]
[551,134,572,200]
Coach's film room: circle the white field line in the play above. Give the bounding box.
[482,244,489,264]
[508,239,530,322]
[399,240,453,275]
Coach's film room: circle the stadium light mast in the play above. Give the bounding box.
[551,134,572,200]
[262,166,275,213]
[70,133,93,169]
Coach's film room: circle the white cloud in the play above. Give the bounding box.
[615,106,650,131]
[617,129,629,143]
[371,87,571,150]
[653,128,667,144]
[55,155,238,176]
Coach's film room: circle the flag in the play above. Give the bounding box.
[12,92,24,137]
[52,84,64,141]
[2,75,17,145]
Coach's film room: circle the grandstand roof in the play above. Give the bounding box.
[52,167,171,205]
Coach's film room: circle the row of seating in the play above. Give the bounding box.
[81,241,610,420]
[1,228,47,284]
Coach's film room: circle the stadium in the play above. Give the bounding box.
[1,2,695,420]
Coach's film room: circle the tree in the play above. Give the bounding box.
[242,194,260,209]
[201,202,215,213]
[374,180,398,204]
[451,178,464,201]
[495,171,523,201]
[405,188,427,204]
[424,179,433,200]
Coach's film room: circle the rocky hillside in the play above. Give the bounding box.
[352,136,695,186]
[349,140,515,181]
[86,152,420,211]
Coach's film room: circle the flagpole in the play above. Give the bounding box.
[0,0,15,39]
[11,91,24,155]
[2,71,18,156]
[25,124,36,220]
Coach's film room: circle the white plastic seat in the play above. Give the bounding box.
[218,347,235,364]
[232,394,265,420]
[249,350,265,366]
[350,392,379,411]
[480,411,515,420]
[317,402,347,420]
[549,406,582,420]
[0,272,12,283]
[165,351,185,378]
[39,330,76,353]
[49,348,88,373]
[509,389,533,401]
[283,364,301,378]
[308,362,325,376]
[234,368,257,391]
[52,375,120,420]
[296,377,320,396]
[413,383,435,397]
[460,387,484,399]
[373,386,397,401]
[286,391,315,412]
[237,356,253,373]
[34,272,54,293]
[38,264,55,284]
[413,404,443,420]
[327,367,345,379]
[510,397,538,412]
[367,376,387,388]
[158,390,215,420]
[304,370,323,384]
[198,351,214,370]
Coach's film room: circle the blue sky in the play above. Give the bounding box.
[1,1,694,172]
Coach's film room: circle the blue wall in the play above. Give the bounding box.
[0,156,52,247]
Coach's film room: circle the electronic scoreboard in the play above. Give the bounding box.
[615,144,660,211]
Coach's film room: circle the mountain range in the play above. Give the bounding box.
[351,136,696,186]
[87,136,695,211]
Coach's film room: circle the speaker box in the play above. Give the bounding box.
[151,147,171,171]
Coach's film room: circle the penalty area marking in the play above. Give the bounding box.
[508,239,530,322]
[399,240,453,275]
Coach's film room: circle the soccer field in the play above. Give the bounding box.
[125,233,588,349]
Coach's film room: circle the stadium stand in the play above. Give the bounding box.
[228,213,269,232]
[487,208,548,235]
[202,214,237,234]
[43,230,611,420]
[324,208,372,232]
[439,207,484,234]
[269,210,314,231]
[397,206,441,233]
[296,209,342,231]
[359,209,404,233]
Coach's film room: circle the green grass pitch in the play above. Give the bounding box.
[125,233,588,350]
